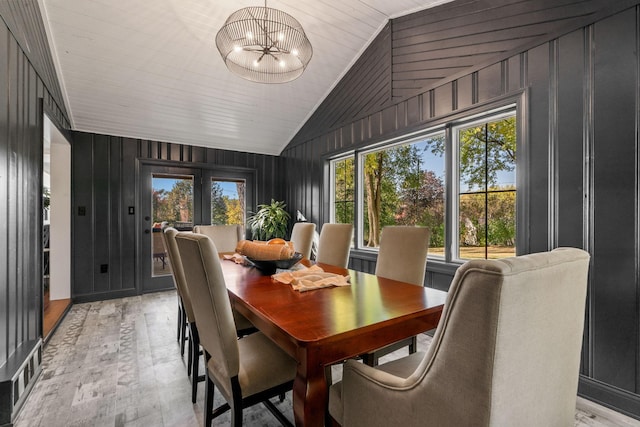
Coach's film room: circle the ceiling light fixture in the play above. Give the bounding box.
[215,1,313,84]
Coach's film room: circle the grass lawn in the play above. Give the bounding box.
[429,246,515,259]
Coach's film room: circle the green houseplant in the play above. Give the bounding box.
[247,199,290,241]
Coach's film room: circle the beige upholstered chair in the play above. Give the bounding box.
[175,233,296,427]
[329,248,591,427]
[315,223,353,268]
[164,228,255,403]
[163,227,201,402]
[290,222,316,259]
[192,225,256,333]
[363,226,430,366]
[193,224,243,253]
[163,230,193,350]
[375,226,429,286]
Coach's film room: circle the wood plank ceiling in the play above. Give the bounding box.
[38,0,606,155]
[38,0,455,155]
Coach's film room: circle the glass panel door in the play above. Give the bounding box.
[151,174,195,277]
[140,165,201,293]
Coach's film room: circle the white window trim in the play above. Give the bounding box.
[327,102,520,263]
[451,107,517,262]
[329,153,354,224]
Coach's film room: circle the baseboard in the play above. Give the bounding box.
[578,375,640,421]
[72,288,137,304]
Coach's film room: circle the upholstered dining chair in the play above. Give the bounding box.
[363,226,430,366]
[289,222,316,259]
[175,233,297,427]
[329,247,591,427]
[164,228,256,404]
[162,227,193,360]
[193,224,243,253]
[315,223,353,268]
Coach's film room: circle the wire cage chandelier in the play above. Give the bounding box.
[215,1,313,84]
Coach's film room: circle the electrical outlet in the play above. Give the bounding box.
[100,264,108,274]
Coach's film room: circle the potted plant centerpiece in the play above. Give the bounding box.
[247,199,290,241]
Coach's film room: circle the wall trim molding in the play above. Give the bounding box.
[72,289,137,304]
[579,376,640,421]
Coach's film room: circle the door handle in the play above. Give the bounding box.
[144,229,150,234]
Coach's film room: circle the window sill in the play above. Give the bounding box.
[349,248,462,275]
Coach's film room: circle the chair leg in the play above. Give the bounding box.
[324,365,333,386]
[231,401,243,427]
[176,303,183,342]
[205,374,215,427]
[409,335,417,354]
[191,323,200,403]
[187,332,193,376]
[180,305,187,357]
[362,352,377,367]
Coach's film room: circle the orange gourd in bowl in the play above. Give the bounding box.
[267,238,287,245]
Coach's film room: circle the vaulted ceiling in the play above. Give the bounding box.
[38,0,455,155]
[4,0,612,156]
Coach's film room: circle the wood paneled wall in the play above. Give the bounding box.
[71,132,284,301]
[0,7,69,424]
[281,1,640,419]
[0,0,67,119]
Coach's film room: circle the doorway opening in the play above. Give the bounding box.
[43,114,72,339]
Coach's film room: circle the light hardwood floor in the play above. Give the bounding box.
[14,290,640,426]
[43,298,71,339]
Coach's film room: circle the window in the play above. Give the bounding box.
[152,174,194,276]
[329,106,517,262]
[331,156,355,224]
[454,114,516,260]
[358,133,446,255]
[152,174,194,229]
[211,179,246,227]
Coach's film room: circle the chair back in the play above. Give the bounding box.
[193,224,243,252]
[175,233,240,383]
[409,248,590,426]
[316,223,353,268]
[162,227,195,322]
[375,226,430,286]
[290,222,316,259]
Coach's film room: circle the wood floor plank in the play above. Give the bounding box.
[14,291,640,426]
[43,298,71,338]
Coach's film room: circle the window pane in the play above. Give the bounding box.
[333,157,354,224]
[360,134,445,251]
[457,115,516,260]
[211,179,246,226]
[152,174,194,276]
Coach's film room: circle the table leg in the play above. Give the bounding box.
[293,349,327,427]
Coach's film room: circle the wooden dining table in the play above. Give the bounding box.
[220,258,448,427]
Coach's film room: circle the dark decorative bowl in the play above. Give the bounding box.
[246,252,304,274]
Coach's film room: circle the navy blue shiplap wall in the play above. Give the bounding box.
[282,1,640,420]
